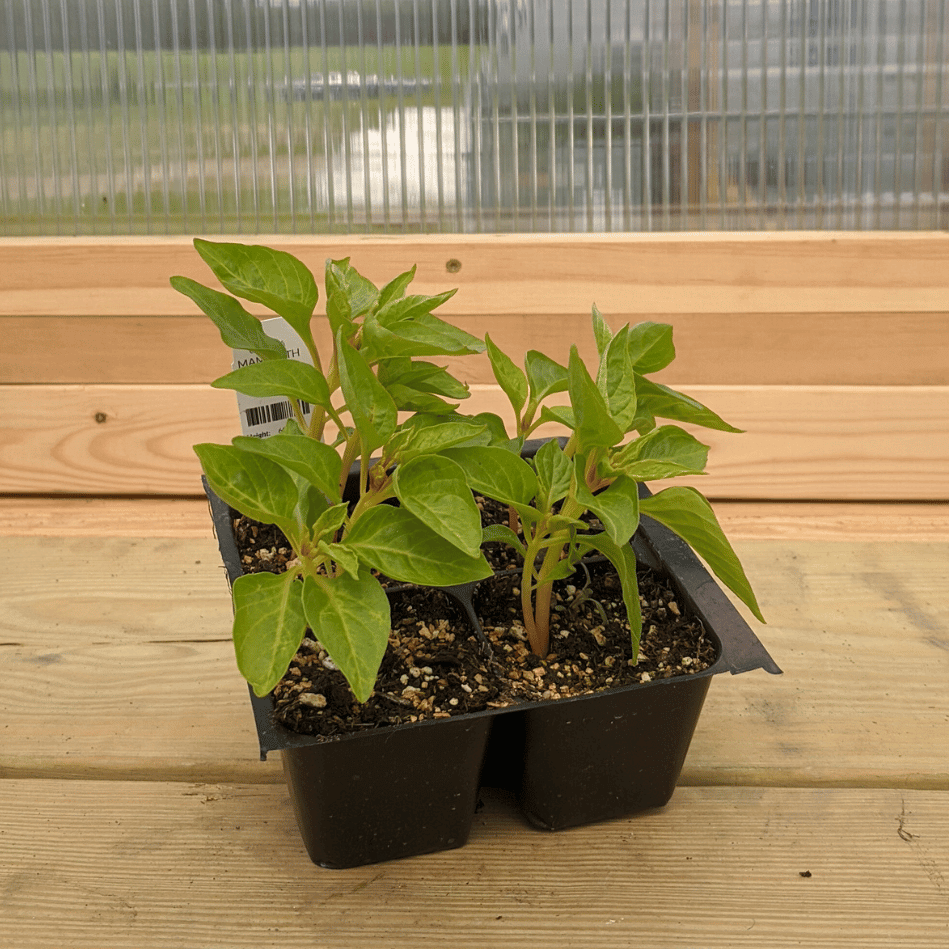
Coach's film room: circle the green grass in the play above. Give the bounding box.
[0,44,478,234]
[0,44,472,100]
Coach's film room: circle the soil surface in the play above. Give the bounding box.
[230,504,719,740]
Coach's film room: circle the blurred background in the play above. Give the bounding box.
[2,0,947,235]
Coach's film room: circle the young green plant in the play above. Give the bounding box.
[173,240,494,703]
[445,309,765,658]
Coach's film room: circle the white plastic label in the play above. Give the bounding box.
[231,317,314,439]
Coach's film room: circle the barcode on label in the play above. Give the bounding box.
[244,400,311,428]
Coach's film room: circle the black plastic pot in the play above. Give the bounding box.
[477,515,781,831]
[205,447,780,867]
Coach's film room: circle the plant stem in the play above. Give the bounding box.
[527,494,585,655]
[304,337,323,375]
[313,399,346,443]
[308,407,327,440]
[338,433,361,497]
[507,504,520,536]
[290,398,307,431]
[530,543,563,655]
[520,567,538,647]
[311,359,342,441]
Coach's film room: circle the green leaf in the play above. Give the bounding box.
[568,346,623,451]
[374,289,458,326]
[336,331,398,454]
[193,239,318,340]
[640,486,765,622]
[233,432,342,501]
[440,446,538,507]
[634,376,743,433]
[318,540,361,579]
[481,523,527,557]
[345,505,492,586]
[195,443,299,541]
[212,358,332,410]
[384,420,487,465]
[577,533,642,659]
[591,304,613,357]
[385,385,460,414]
[608,425,710,481]
[170,277,287,361]
[486,334,528,417]
[310,501,349,542]
[393,456,484,558]
[578,475,640,547]
[524,350,569,403]
[324,257,379,320]
[532,438,573,509]
[232,571,307,697]
[377,264,417,309]
[363,311,484,361]
[464,412,512,446]
[296,480,330,528]
[537,404,576,430]
[627,322,676,374]
[378,358,470,400]
[597,324,639,432]
[302,572,390,703]
[325,287,356,337]
[542,512,588,536]
[536,552,583,585]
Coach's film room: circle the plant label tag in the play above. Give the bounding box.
[231,317,314,439]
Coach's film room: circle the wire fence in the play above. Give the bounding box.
[1,0,946,234]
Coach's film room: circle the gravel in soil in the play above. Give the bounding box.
[229,507,719,741]
[474,559,718,703]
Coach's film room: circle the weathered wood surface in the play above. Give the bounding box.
[5,310,948,386]
[3,383,948,498]
[1,230,947,943]
[3,233,947,316]
[3,233,946,503]
[1,782,946,949]
[2,497,947,540]
[2,515,947,788]
[1,498,947,946]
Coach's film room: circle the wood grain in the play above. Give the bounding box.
[0,498,223,538]
[705,501,949,541]
[0,384,239,495]
[3,497,947,540]
[4,310,947,386]
[0,782,946,948]
[2,232,947,315]
[2,383,947,499]
[3,232,947,947]
[2,535,947,787]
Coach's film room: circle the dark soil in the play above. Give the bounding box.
[474,559,717,703]
[229,497,719,740]
[272,585,506,737]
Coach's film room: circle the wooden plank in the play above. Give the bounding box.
[2,536,947,787]
[4,310,947,386]
[0,782,946,948]
[1,232,947,317]
[685,538,949,789]
[0,535,232,647]
[0,384,240,496]
[0,317,236,385]
[0,498,223,538]
[3,497,948,541]
[706,501,949,541]
[665,384,949,501]
[1,383,947,499]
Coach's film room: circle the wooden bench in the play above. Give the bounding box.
[1,233,947,946]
